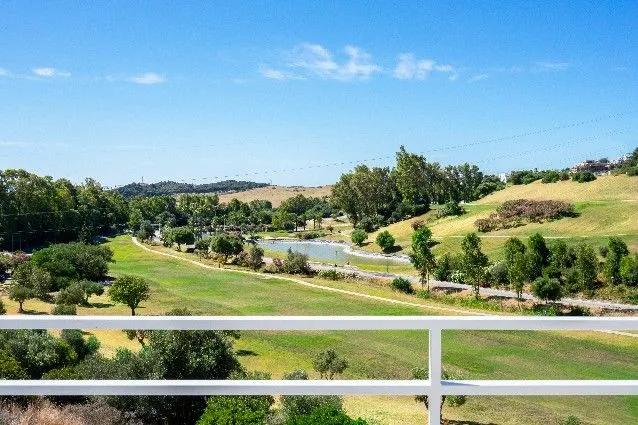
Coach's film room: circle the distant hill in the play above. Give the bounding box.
[114,180,269,198]
[217,185,332,207]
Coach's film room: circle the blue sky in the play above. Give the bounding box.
[1,1,636,187]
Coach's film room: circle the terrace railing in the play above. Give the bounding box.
[1,315,637,425]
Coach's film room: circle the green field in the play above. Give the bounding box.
[363,175,638,258]
[4,236,636,424]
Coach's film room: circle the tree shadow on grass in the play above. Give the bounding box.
[446,420,499,425]
[22,309,48,315]
[236,349,259,357]
[383,245,403,254]
[86,302,115,309]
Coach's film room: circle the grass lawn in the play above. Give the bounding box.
[2,236,637,425]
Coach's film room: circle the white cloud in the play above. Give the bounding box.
[533,61,571,72]
[262,43,381,81]
[469,73,489,82]
[32,67,71,77]
[0,68,9,77]
[259,65,300,81]
[393,54,457,81]
[127,73,166,85]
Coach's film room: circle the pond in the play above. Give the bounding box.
[257,239,409,266]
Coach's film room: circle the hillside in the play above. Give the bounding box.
[218,185,332,207]
[115,180,268,198]
[476,174,638,204]
[367,174,638,257]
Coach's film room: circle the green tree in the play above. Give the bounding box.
[550,239,574,270]
[434,253,454,281]
[527,233,550,280]
[78,279,105,304]
[375,230,395,252]
[0,298,5,315]
[12,262,53,299]
[108,275,151,315]
[409,227,436,290]
[508,252,529,306]
[210,233,244,262]
[350,229,368,246]
[284,249,313,275]
[531,277,562,304]
[137,220,155,242]
[620,254,638,286]
[574,243,598,291]
[391,277,414,294]
[280,369,343,419]
[170,226,195,250]
[460,233,489,298]
[245,245,265,271]
[604,237,629,285]
[312,349,348,380]
[411,367,467,424]
[503,237,526,268]
[8,284,34,313]
[0,349,28,379]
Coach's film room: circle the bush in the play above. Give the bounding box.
[52,303,77,315]
[559,416,582,425]
[280,369,342,419]
[620,254,638,286]
[297,231,324,240]
[263,258,284,274]
[317,270,345,281]
[475,199,575,232]
[375,231,395,252]
[436,202,465,218]
[283,250,313,275]
[391,277,414,294]
[0,349,28,379]
[486,261,508,287]
[285,406,369,425]
[197,396,273,425]
[351,229,368,246]
[56,282,86,306]
[541,170,560,183]
[411,220,425,230]
[571,171,596,183]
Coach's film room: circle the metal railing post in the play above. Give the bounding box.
[428,328,442,425]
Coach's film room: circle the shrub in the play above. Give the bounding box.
[375,231,395,252]
[541,170,560,183]
[244,245,264,271]
[411,220,425,230]
[0,349,28,379]
[572,171,596,183]
[434,253,454,281]
[285,406,369,425]
[318,270,345,281]
[350,229,368,246]
[475,199,575,232]
[283,250,313,275]
[297,231,324,240]
[52,303,77,315]
[391,277,414,294]
[620,254,638,286]
[487,261,508,287]
[312,349,348,379]
[263,258,284,274]
[450,270,466,283]
[56,282,86,306]
[436,202,465,218]
[197,396,273,425]
[280,369,342,419]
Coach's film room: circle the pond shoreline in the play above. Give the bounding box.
[259,237,411,264]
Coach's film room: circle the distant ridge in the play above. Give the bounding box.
[114,180,269,198]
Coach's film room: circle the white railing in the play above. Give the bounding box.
[1,315,637,425]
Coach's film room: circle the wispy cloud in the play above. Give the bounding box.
[261,44,381,81]
[393,54,457,81]
[32,67,71,78]
[259,65,302,81]
[127,72,166,85]
[0,68,9,77]
[469,73,489,83]
[533,61,571,72]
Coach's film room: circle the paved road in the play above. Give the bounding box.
[301,260,638,312]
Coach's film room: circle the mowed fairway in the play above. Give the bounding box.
[82,236,638,425]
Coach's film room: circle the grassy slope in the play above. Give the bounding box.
[218,185,332,207]
[3,236,634,425]
[366,175,638,258]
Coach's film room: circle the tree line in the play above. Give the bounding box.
[115,179,269,198]
[331,146,505,231]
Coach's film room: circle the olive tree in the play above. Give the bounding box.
[412,367,466,423]
[461,233,488,298]
[312,349,348,379]
[409,226,436,290]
